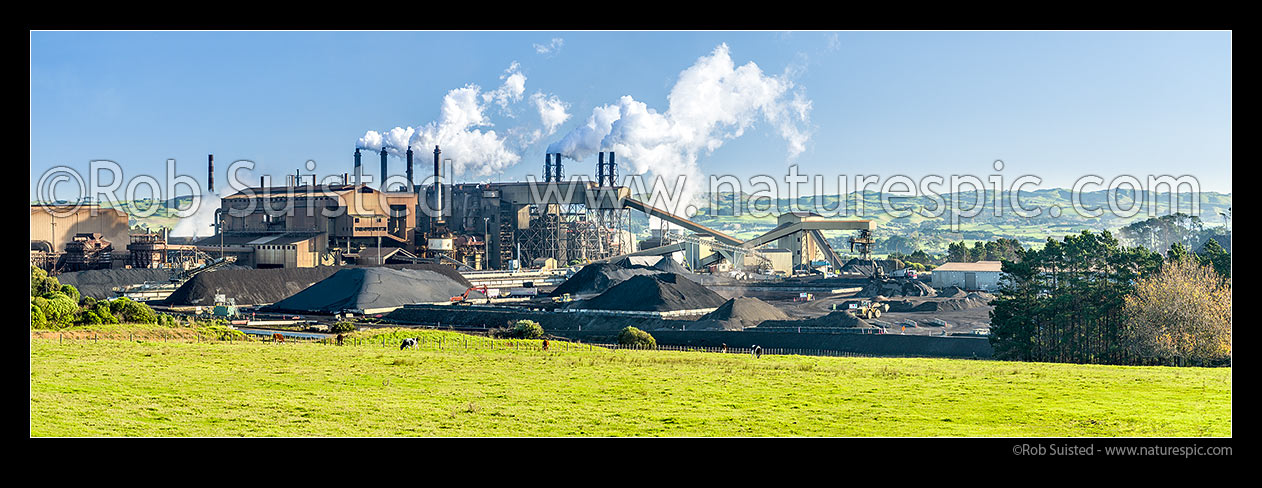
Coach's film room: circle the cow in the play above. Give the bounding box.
[272,333,285,343]
[400,337,418,350]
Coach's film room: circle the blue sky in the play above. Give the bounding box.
[30,31,1231,200]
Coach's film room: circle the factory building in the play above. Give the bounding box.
[202,148,634,270]
[30,204,131,271]
[196,146,875,273]
[930,261,1005,291]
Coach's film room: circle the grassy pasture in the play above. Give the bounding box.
[30,329,1230,437]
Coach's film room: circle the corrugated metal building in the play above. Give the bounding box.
[930,261,1004,291]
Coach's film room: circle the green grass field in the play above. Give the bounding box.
[29,330,1231,437]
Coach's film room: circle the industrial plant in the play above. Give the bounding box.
[30,145,996,358]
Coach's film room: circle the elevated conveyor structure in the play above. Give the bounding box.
[808,229,845,269]
[740,219,875,250]
[622,198,743,246]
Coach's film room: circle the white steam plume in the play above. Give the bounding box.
[357,63,530,178]
[170,165,255,238]
[546,43,812,207]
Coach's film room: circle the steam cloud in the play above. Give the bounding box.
[547,43,812,206]
[357,62,566,179]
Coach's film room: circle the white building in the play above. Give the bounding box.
[930,261,1004,291]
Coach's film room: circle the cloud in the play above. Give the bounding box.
[482,62,527,116]
[546,43,813,206]
[530,91,571,135]
[533,37,565,56]
[826,32,841,51]
[357,68,523,178]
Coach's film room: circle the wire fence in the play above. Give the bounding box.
[33,328,893,359]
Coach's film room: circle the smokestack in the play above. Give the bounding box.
[354,148,362,186]
[260,176,265,188]
[554,153,564,182]
[208,154,215,193]
[544,153,552,183]
[597,152,604,187]
[295,169,300,187]
[380,147,388,191]
[406,146,414,193]
[433,145,443,222]
[608,152,616,186]
[343,173,348,185]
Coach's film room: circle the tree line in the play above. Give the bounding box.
[988,230,1230,366]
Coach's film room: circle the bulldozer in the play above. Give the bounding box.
[844,299,889,319]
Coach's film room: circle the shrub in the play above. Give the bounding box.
[617,326,656,348]
[77,311,103,326]
[31,266,59,297]
[59,284,80,303]
[511,320,545,339]
[198,325,247,341]
[93,303,119,324]
[109,298,158,324]
[39,294,79,326]
[80,296,96,308]
[31,304,47,329]
[330,321,356,333]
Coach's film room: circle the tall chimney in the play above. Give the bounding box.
[433,145,443,222]
[553,153,564,182]
[544,153,552,183]
[354,148,362,186]
[380,147,389,191]
[207,154,215,193]
[608,152,616,186]
[406,146,414,193]
[597,152,604,187]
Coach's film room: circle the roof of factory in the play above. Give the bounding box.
[933,261,1004,272]
[192,231,326,247]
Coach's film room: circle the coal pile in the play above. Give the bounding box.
[551,257,698,297]
[162,267,341,306]
[54,268,178,299]
[938,286,967,298]
[262,267,470,314]
[758,311,872,329]
[839,258,903,277]
[857,278,936,297]
[571,273,729,312]
[884,292,994,313]
[691,297,790,330]
[384,263,472,288]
